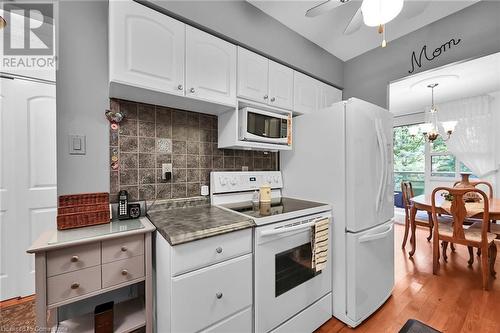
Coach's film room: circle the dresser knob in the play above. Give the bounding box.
[216,247,223,254]
[263,95,268,100]
[121,269,128,276]
[177,84,183,90]
[189,87,195,93]
[270,97,276,102]
[70,255,79,262]
[121,246,127,252]
[216,292,223,299]
[70,282,80,289]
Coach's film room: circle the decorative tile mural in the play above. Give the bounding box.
[109,99,279,202]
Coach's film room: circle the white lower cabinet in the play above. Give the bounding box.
[155,230,254,333]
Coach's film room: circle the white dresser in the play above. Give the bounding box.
[27,217,155,333]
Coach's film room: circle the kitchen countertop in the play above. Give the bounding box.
[147,204,255,246]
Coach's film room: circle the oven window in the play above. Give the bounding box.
[275,243,320,297]
[247,112,287,139]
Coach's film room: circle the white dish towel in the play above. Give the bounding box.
[311,218,329,272]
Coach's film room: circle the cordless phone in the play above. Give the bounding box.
[118,190,129,219]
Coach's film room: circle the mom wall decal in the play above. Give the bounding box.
[408,38,462,74]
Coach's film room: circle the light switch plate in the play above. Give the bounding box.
[69,135,86,155]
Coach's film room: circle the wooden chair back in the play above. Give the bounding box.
[401,182,414,208]
[431,187,490,246]
[453,180,494,199]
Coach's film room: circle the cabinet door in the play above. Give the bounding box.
[109,0,185,95]
[185,26,237,106]
[319,83,342,109]
[293,71,320,114]
[237,47,269,104]
[268,61,294,110]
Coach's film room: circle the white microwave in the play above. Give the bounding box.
[238,107,292,146]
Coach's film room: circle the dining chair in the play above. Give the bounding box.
[431,187,497,290]
[401,182,437,249]
[453,180,494,199]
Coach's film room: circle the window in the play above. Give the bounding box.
[428,136,476,180]
[393,125,425,195]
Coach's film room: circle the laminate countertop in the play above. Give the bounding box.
[147,205,254,246]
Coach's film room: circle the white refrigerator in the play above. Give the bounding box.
[281,98,394,328]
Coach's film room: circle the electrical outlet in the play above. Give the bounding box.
[162,163,172,181]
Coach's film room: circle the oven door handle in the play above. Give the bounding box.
[260,217,329,236]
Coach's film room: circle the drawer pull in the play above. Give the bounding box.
[216,247,223,254]
[70,255,79,262]
[70,282,80,289]
[121,246,127,252]
[121,269,128,276]
[216,292,223,299]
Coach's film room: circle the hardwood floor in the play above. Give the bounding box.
[316,223,500,333]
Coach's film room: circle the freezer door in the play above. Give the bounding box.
[345,98,394,232]
[346,220,394,323]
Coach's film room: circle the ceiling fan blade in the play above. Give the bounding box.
[343,5,363,35]
[305,0,349,18]
[402,1,430,19]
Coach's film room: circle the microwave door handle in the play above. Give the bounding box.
[260,217,328,236]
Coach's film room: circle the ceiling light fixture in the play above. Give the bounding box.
[361,0,404,47]
[0,16,6,30]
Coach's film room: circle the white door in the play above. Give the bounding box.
[185,26,237,106]
[346,220,394,323]
[345,98,394,232]
[293,71,319,115]
[319,83,342,110]
[0,77,57,300]
[109,0,185,95]
[268,61,294,110]
[237,47,269,104]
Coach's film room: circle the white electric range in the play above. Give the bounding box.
[210,171,333,333]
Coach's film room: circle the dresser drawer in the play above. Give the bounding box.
[101,234,144,263]
[202,307,252,333]
[46,243,101,277]
[102,255,145,288]
[171,228,252,276]
[47,266,101,305]
[171,254,252,333]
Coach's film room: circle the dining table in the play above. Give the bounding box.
[408,194,500,257]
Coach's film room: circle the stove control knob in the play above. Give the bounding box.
[230,177,237,185]
[265,177,272,184]
[219,177,227,186]
[273,176,280,184]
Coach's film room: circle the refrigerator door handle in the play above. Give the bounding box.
[358,223,393,243]
[375,119,386,213]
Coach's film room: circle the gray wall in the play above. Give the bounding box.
[56,1,109,195]
[343,1,500,109]
[145,0,344,88]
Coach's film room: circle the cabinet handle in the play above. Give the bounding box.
[177,84,183,90]
[189,87,195,93]
[216,292,223,299]
[70,282,80,289]
[70,255,79,262]
[121,269,128,276]
[270,97,276,102]
[121,246,127,252]
[216,247,223,254]
[263,95,268,100]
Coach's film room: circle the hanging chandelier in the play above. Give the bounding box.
[409,83,457,143]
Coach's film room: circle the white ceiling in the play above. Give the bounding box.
[247,0,478,61]
[389,52,500,115]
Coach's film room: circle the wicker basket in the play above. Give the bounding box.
[57,193,110,230]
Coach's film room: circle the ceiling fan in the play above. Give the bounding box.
[306,0,428,47]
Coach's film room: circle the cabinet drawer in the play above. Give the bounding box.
[171,254,252,333]
[171,228,251,276]
[202,307,252,333]
[47,243,100,277]
[47,266,101,305]
[101,234,144,263]
[102,255,145,288]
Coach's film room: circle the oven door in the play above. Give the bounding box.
[239,108,290,145]
[255,212,332,333]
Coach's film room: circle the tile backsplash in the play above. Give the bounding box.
[109,99,279,202]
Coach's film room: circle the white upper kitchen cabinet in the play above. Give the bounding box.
[109,0,185,95]
[185,26,237,106]
[237,47,269,103]
[293,71,319,115]
[268,61,294,110]
[319,83,342,109]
